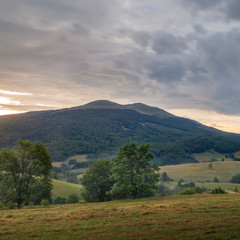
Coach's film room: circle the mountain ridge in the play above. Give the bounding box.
[0,100,239,166]
[70,100,174,118]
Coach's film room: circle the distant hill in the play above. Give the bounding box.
[0,100,240,166]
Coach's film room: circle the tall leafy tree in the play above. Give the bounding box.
[0,140,52,208]
[110,142,159,199]
[80,159,114,202]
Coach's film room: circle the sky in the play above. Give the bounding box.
[1,0,240,133]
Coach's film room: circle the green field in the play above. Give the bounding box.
[159,161,240,182]
[192,151,233,162]
[1,193,240,239]
[52,154,88,168]
[162,181,240,193]
[52,179,83,199]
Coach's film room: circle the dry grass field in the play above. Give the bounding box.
[159,161,240,182]
[1,193,240,240]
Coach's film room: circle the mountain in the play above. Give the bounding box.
[0,100,240,166]
[76,100,174,118]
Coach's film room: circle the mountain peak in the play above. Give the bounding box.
[79,100,124,109]
[75,100,174,118]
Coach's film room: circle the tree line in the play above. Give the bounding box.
[80,142,160,202]
[0,140,159,207]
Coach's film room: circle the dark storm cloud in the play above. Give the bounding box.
[131,31,151,48]
[193,24,207,35]
[147,59,185,83]
[225,0,240,21]
[152,32,188,55]
[183,30,240,114]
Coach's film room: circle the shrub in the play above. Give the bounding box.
[180,186,206,195]
[213,177,219,182]
[230,174,240,183]
[53,197,66,205]
[155,184,171,196]
[5,201,17,209]
[67,194,79,204]
[211,187,226,194]
[160,172,173,182]
[180,188,195,195]
[41,199,50,206]
[194,186,205,194]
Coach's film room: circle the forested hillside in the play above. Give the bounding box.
[0,100,240,166]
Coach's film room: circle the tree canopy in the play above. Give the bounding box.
[110,142,159,199]
[0,140,52,208]
[80,159,114,202]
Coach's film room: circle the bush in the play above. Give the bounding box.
[155,184,171,196]
[5,201,17,209]
[180,186,206,195]
[160,172,173,182]
[41,199,50,206]
[67,194,79,204]
[211,187,226,194]
[230,174,240,183]
[181,182,195,189]
[180,188,195,195]
[213,177,219,182]
[53,197,66,205]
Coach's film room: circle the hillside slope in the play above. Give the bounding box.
[0,100,240,165]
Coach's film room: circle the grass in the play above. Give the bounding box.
[159,161,240,182]
[192,151,232,162]
[52,154,88,168]
[195,182,240,192]
[1,194,240,239]
[52,179,83,199]
[163,181,240,192]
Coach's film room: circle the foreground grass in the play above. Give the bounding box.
[1,194,240,240]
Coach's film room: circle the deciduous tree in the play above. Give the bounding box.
[80,159,114,202]
[110,142,159,199]
[0,140,52,208]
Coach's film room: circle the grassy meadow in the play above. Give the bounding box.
[159,161,240,182]
[52,155,88,168]
[1,193,240,240]
[192,151,232,162]
[52,179,83,199]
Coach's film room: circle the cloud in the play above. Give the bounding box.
[0,97,20,105]
[152,32,188,55]
[0,90,32,96]
[193,24,207,35]
[225,0,240,21]
[147,59,185,83]
[131,31,151,47]
[182,0,222,11]
[0,0,240,127]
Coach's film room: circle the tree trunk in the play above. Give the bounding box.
[17,199,23,209]
[132,190,137,199]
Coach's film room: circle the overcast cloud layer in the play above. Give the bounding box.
[1,0,240,131]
